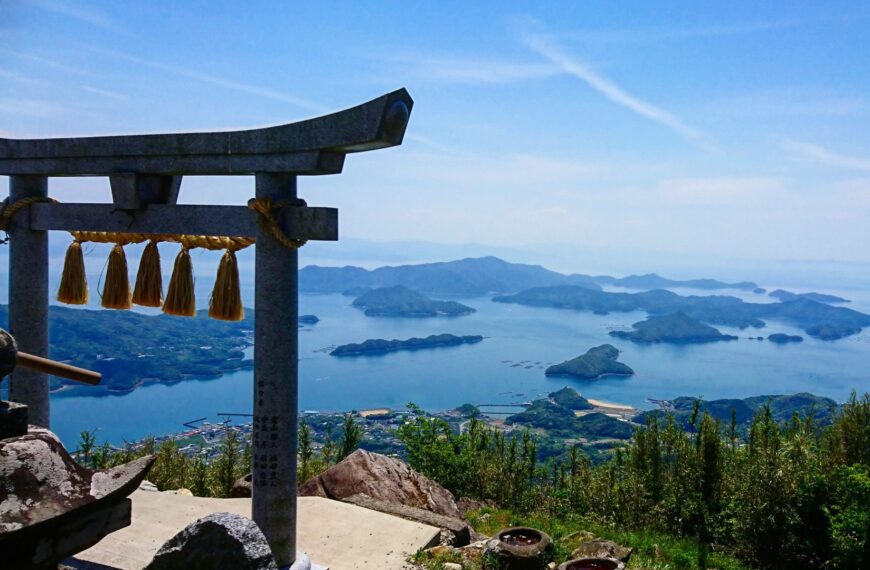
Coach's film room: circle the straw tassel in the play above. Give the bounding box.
[162,245,196,316]
[132,240,163,307]
[209,248,244,321]
[101,243,132,309]
[57,240,88,305]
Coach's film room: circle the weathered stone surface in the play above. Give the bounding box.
[571,539,633,563]
[0,427,153,531]
[231,472,252,497]
[343,493,470,546]
[0,428,153,568]
[299,449,461,518]
[145,512,277,570]
[0,400,28,439]
[139,480,159,492]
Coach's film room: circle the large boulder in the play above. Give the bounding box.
[145,512,277,570]
[299,449,461,518]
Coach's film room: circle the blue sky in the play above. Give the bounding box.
[2,1,870,266]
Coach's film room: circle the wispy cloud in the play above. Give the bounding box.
[0,67,47,86]
[94,49,328,114]
[564,20,795,44]
[658,177,786,205]
[0,98,61,117]
[782,138,870,172]
[522,32,715,151]
[0,48,92,76]
[24,0,115,30]
[387,54,559,84]
[81,86,128,100]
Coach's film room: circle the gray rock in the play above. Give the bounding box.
[571,539,633,563]
[145,512,277,570]
[299,449,461,518]
[231,472,252,497]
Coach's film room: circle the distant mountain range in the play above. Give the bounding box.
[300,256,760,297]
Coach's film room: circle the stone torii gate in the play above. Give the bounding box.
[0,88,412,567]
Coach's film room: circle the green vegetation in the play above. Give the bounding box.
[331,333,483,356]
[545,344,634,378]
[352,285,476,317]
[0,305,253,395]
[549,387,593,410]
[504,398,633,439]
[610,312,738,344]
[493,285,870,337]
[398,392,870,569]
[636,392,838,431]
[453,403,481,417]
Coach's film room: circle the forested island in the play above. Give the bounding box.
[545,344,634,379]
[0,305,255,395]
[768,333,804,343]
[769,289,850,304]
[595,272,758,291]
[505,397,634,439]
[352,285,475,317]
[330,333,483,356]
[610,312,738,343]
[493,285,870,339]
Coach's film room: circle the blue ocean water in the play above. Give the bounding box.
[48,289,870,446]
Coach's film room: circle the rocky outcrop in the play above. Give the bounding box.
[571,539,633,563]
[299,449,461,519]
[145,512,277,570]
[231,473,252,497]
[342,493,471,546]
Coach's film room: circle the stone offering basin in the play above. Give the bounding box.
[486,526,553,569]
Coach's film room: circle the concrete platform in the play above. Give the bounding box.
[70,490,440,569]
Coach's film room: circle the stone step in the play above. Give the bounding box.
[67,489,440,569]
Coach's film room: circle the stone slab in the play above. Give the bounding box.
[72,490,440,569]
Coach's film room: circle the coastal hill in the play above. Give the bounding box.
[301,256,602,297]
[549,387,593,410]
[610,312,738,344]
[330,334,483,356]
[595,273,758,291]
[769,289,850,304]
[636,392,839,430]
[0,305,254,395]
[505,398,634,439]
[493,285,870,339]
[300,256,763,297]
[545,344,635,379]
[352,285,475,317]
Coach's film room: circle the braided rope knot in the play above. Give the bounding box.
[0,196,58,243]
[247,197,307,249]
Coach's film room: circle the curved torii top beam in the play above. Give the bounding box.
[0,88,413,177]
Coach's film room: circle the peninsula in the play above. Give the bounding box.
[0,305,254,396]
[330,333,483,356]
[352,285,475,317]
[610,312,738,344]
[545,344,634,379]
[493,285,870,339]
[594,273,758,291]
[769,289,850,304]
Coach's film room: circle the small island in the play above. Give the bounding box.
[753,287,767,294]
[545,344,634,379]
[298,314,319,324]
[330,333,483,356]
[352,285,475,317]
[769,289,850,304]
[609,312,738,344]
[805,323,861,341]
[767,333,804,344]
[505,398,634,438]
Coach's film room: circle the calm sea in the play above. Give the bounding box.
[48,287,870,446]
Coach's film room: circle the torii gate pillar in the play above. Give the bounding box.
[0,88,412,568]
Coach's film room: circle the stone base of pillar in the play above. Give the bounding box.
[284,551,328,570]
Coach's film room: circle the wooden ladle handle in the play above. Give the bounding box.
[16,352,102,386]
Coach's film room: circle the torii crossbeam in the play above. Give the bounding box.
[0,88,413,567]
